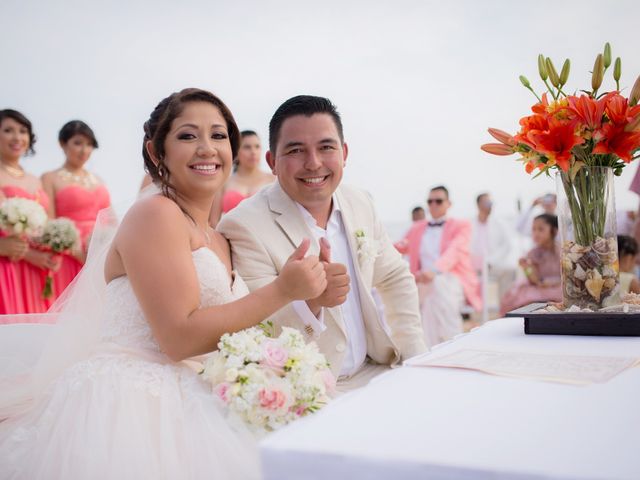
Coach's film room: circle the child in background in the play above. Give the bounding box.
[500,214,562,315]
[617,235,640,295]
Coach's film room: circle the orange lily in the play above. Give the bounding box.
[593,123,640,162]
[514,114,549,148]
[567,94,610,131]
[527,119,584,171]
[531,93,550,116]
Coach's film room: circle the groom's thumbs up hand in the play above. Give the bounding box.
[289,237,311,261]
[277,239,327,301]
[306,238,351,315]
[319,237,331,263]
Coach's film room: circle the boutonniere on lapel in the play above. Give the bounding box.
[355,229,379,267]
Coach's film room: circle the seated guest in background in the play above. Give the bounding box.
[516,193,556,238]
[209,130,274,226]
[617,235,640,295]
[42,120,111,296]
[412,206,426,222]
[397,186,481,347]
[616,210,636,237]
[471,192,514,300]
[500,214,561,315]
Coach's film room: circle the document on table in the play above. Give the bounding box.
[405,349,639,385]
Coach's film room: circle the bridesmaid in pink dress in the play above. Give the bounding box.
[209,130,274,226]
[0,110,60,317]
[41,120,111,296]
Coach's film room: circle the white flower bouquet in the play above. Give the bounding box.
[38,218,80,253]
[35,217,80,298]
[201,324,335,432]
[0,197,48,238]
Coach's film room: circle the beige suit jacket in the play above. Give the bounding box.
[218,182,426,378]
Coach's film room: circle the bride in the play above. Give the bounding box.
[0,88,327,479]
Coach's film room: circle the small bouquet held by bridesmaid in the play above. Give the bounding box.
[201,324,335,433]
[35,218,80,298]
[0,197,48,238]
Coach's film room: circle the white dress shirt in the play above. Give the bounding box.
[470,216,514,271]
[292,198,367,378]
[419,217,446,272]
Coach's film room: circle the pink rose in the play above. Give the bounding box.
[259,388,288,411]
[320,369,337,395]
[261,341,288,371]
[214,382,230,404]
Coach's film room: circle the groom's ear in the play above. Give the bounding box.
[342,142,349,167]
[266,150,277,174]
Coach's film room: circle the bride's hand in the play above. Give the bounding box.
[276,239,327,301]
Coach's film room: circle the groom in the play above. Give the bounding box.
[218,95,426,390]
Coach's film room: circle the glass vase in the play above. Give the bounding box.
[557,167,619,309]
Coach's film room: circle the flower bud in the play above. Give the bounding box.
[538,54,548,81]
[603,42,612,68]
[592,54,604,92]
[546,58,560,87]
[614,58,622,83]
[519,75,531,88]
[559,59,570,86]
[629,74,640,106]
[481,143,514,156]
[488,128,515,146]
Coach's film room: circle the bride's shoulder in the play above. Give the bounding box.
[118,195,187,242]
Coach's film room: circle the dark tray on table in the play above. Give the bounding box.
[505,302,640,336]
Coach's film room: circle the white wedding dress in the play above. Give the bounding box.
[0,247,260,480]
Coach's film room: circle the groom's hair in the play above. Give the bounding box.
[268,95,344,154]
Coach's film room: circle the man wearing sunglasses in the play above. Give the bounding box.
[396,186,481,347]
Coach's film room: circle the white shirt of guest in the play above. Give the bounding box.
[291,198,367,378]
[420,217,446,272]
[471,216,513,271]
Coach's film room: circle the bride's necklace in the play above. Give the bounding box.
[58,167,99,189]
[1,162,25,178]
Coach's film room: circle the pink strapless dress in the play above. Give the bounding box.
[222,190,249,213]
[0,185,53,318]
[54,184,111,296]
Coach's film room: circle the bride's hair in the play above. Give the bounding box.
[142,88,240,202]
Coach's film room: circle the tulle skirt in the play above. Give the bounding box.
[0,350,261,480]
[0,258,54,318]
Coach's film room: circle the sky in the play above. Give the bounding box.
[3,0,640,236]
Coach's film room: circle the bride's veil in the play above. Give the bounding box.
[0,184,160,418]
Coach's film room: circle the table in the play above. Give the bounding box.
[260,318,640,480]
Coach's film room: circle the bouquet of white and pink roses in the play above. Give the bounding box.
[0,197,48,238]
[35,218,80,298]
[201,324,335,432]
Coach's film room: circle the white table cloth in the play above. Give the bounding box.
[260,318,640,480]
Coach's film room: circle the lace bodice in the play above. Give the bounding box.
[100,248,249,353]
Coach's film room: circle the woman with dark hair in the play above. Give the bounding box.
[0,109,60,316]
[500,213,562,315]
[209,130,274,225]
[0,89,326,478]
[41,120,111,295]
